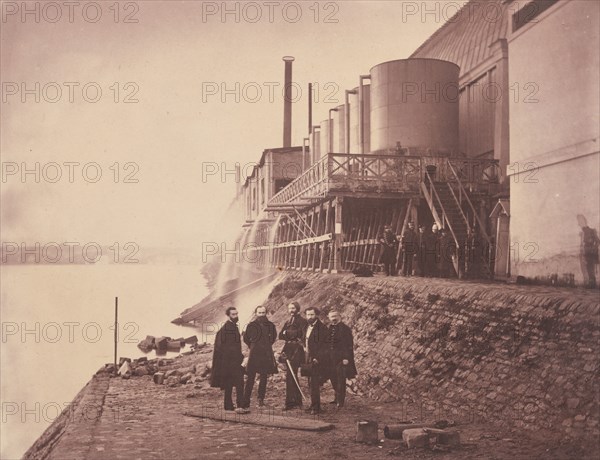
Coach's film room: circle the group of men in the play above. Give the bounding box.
[379,222,455,278]
[210,303,357,415]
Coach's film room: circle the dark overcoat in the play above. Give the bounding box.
[279,314,307,367]
[326,322,357,379]
[303,320,329,365]
[379,229,399,263]
[243,317,278,374]
[210,320,243,389]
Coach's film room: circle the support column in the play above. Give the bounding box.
[332,197,344,273]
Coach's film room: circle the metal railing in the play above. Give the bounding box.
[267,153,500,206]
[269,155,329,205]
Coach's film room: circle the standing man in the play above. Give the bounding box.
[325,310,357,408]
[379,224,399,276]
[400,221,418,276]
[242,306,278,409]
[210,306,247,413]
[278,301,307,410]
[416,224,427,276]
[438,228,455,278]
[579,215,600,288]
[423,224,439,277]
[303,307,328,415]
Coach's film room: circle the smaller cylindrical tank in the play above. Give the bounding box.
[350,85,371,153]
[320,119,330,155]
[332,104,346,153]
[310,128,321,164]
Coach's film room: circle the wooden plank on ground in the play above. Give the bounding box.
[184,409,335,432]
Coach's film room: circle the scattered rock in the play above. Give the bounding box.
[118,360,131,376]
[134,366,149,377]
[166,376,179,387]
[155,337,170,353]
[167,340,182,352]
[137,336,155,352]
[184,335,199,345]
[180,372,194,384]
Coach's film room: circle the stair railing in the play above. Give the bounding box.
[421,171,461,276]
[447,160,494,277]
[447,160,492,247]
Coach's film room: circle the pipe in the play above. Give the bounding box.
[345,89,357,154]
[328,107,339,154]
[283,56,295,148]
[308,83,313,135]
[302,137,309,171]
[359,75,371,154]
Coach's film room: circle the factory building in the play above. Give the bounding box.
[236,0,599,286]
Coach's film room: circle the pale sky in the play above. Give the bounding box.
[1,0,466,254]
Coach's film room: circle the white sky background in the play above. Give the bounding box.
[1,0,467,255]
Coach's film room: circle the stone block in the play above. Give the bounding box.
[384,423,425,439]
[153,372,165,384]
[403,428,429,448]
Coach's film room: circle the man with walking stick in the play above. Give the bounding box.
[278,302,307,410]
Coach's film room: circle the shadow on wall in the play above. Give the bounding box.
[578,214,600,288]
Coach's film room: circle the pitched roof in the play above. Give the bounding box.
[410,0,509,76]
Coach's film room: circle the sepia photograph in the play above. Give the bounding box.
[1,0,599,458]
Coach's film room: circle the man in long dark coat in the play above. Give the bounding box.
[423,224,439,277]
[278,301,307,410]
[303,307,329,415]
[325,310,357,408]
[379,225,399,276]
[241,306,278,409]
[400,221,418,276]
[210,306,245,412]
[438,228,455,278]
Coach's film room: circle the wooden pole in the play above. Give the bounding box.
[114,297,118,376]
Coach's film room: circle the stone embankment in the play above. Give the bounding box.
[261,273,600,439]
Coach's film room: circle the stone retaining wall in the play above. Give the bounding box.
[262,273,600,439]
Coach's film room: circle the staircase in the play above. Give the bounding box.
[421,161,494,279]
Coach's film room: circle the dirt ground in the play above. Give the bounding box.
[35,346,599,460]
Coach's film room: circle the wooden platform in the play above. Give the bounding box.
[184,408,335,432]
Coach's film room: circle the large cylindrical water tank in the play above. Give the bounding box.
[370,59,459,154]
[332,104,346,153]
